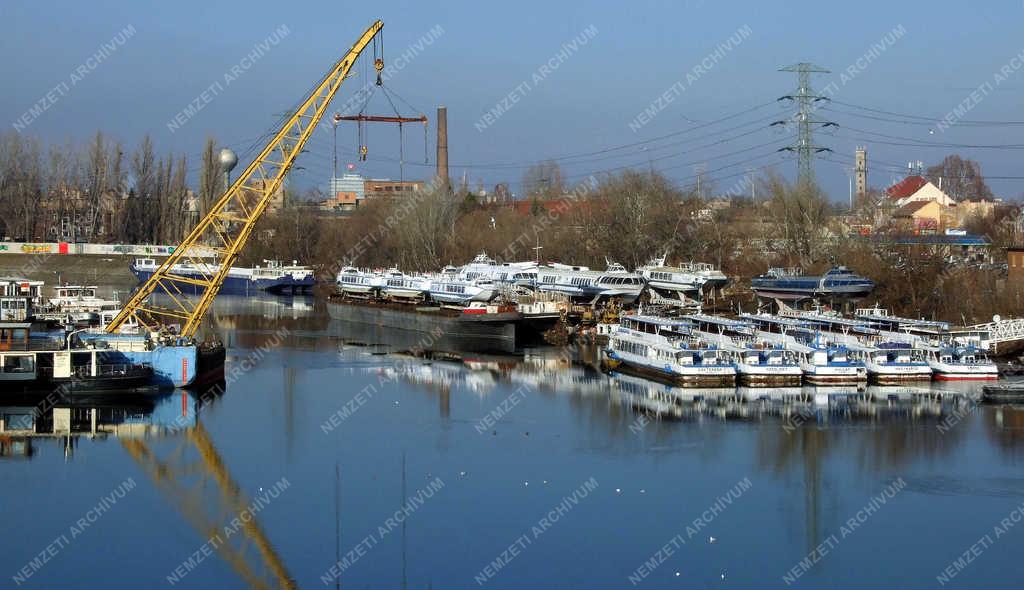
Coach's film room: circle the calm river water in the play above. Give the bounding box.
[1,295,1022,589]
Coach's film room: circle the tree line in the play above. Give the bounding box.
[0,131,229,244]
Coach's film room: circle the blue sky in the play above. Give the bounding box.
[3,0,1023,201]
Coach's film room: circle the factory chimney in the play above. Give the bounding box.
[436,105,449,190]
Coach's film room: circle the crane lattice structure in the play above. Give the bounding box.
[122,423,294,590]
[776,63,836,186]
[106,21,385,337]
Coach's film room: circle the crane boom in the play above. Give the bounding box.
[107,20,384,337]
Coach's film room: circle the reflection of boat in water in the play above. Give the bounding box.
[0,390,197,455]
[381,359,498,395]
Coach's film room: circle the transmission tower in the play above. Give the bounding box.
[775,63,836,186]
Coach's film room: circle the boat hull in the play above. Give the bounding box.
[603,350,736,387]
[737,366,803,386]
[132,267,314,295]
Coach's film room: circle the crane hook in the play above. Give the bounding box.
[374,58,384,86]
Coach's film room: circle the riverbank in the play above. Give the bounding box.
[0,254,137,295]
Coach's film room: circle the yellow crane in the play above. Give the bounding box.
[107,20,385,337]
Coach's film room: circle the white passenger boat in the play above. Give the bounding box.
[460,252,537,284]
[742,312,867,385]
[427,266,497,305]
[925,345,998,381]
[798,340,868,385]
[683,261,728,292]
[335,267,385,297]
[685,313,802,385]
[639,256,703,295]
[536,262,645,303]
[603,315,736,386]
[638,256,728,296]
[380,270,431,301]
[862,344,932,383]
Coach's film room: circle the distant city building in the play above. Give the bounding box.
[321,172,423,212]
[855,147,867,199]
[330,173,366,202]
[885,175,954,208]
[246,179,287,211]
[364,178,424,196]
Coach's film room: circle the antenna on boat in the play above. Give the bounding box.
[532,238,543,265]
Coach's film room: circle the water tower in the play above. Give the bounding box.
[218,148,238,188]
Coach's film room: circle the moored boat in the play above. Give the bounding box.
[602,315,736,386]
[335,266,384,297]
[863,344,932,383]
[131,258,315,295]
[380,269,431,301]
[926,345,998,381]
[751,266,874,302]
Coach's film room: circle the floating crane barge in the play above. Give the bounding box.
[99,21,388,388]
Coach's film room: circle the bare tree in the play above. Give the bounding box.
[926,155,993,202]
[198,137,221,218]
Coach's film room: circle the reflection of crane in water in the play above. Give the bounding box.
[122,422,295,590]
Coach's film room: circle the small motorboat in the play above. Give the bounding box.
[981,384,1024,404]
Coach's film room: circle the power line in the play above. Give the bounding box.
[834,126,1024,149]
[831,99,1024,126]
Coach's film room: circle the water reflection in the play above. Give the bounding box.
[7,294,1024,589]
[0,390,199,461]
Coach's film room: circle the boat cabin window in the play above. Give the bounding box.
[2,354,34,373]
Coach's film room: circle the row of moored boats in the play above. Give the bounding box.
[601,306,997,386]
[335,253,727,306]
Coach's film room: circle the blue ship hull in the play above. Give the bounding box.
[130,267,314,295]
[80,335,225,389]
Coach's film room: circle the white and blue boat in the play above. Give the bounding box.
[603,314,736,386]
[131,258,315,295]
[751,266,874,302]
